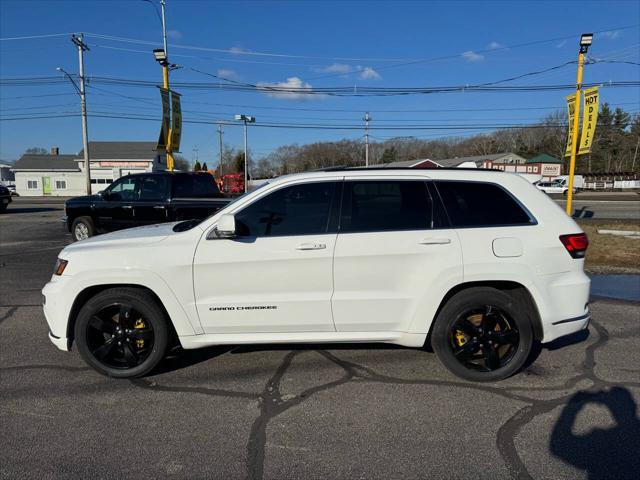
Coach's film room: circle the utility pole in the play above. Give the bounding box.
[218,124,224,177]
[71,34,91,195]
[565,33,593,215]
[364,112,370,167]
[160,0,174,171]
[235,115,255,193]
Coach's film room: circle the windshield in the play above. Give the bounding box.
[171,181,272,232]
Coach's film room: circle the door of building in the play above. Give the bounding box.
[42,177,52,195]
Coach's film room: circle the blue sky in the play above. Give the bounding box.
[1,0,639,165]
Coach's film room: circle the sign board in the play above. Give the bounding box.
[541,164,561,177]
[564,93,576,157]
[170,91,182,152]
[156,88,171,150]
[578,87,599,156]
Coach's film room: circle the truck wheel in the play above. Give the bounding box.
[71,216,95,241]
[431,287,533,382]
[74,287,169,378]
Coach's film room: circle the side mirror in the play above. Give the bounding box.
[208,214,236,239]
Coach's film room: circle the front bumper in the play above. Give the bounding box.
[42,279,72,351]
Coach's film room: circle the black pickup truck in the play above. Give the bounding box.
[0,184,12,212]
[65,171,231,241]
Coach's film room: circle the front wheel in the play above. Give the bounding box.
[71,216,95,241]
[74,288,169,378]
[432,287,533,382]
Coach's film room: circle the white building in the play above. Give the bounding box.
[12,142,166,196]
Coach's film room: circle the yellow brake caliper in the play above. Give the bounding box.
[134,318,145,349]
[455,330,468,346]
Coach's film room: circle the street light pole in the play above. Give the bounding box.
[565,33,593,216]
[235,115,255,193]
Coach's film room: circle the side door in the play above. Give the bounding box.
[96,175,139,231]
[193,180,341,334]
[134,175,170,225]
[332,178,463,332]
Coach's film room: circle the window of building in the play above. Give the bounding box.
[340,181,432,233]
[235,182,337,237]
[55,180,66,189]
[435,181,535,227]
[27,180,38,189]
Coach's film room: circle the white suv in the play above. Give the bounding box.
[43,168,591,382]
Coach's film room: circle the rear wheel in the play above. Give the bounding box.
[74,288,169,378]
[71,216,95,241]
[432,287,533,382]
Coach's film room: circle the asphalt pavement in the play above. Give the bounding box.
[1,197,639,480]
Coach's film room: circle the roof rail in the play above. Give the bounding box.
[315,166,501,172]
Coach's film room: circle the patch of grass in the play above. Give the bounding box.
[577,220,640,273]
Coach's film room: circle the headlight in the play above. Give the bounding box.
[54,258,68,276]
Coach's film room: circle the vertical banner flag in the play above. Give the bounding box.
[564,93,576,157]
[578,87,599,155]
[156,88,170,150]
[170,91,182,152]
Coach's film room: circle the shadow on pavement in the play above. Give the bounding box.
[550,387,640,480]
[572,206,594,219]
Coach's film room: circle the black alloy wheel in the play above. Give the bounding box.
[75,287,169,378]
[449,305,519,372]
[85,303,155,369]
[432,287,534,382]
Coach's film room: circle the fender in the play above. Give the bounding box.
[65,267,202,337]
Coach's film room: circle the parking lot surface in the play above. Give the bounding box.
[1,198,639,479]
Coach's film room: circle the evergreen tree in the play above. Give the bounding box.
[202,162,208,171]
[194,160,202,171]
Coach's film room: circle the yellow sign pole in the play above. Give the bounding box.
[163,65,174,171]
[565,51,584,216]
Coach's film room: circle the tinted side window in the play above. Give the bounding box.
[107,176,138,201]
[235,182,337,237]
[173,174,221,198]
[435,181,533,227]
[139,176,169,201]
[340,181,432,233]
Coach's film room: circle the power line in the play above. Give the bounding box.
[0,32,76,41]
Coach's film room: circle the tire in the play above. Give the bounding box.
[74,287,169,378]
[71,216,95,241]
[432,287,533,382]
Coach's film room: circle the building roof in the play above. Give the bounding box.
[431,153,524,167]
[77,141,161,160]
[12,154,78,171]
[376,159,433,168]
[526,153,563,164]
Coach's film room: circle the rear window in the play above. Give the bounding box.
[340,181,432,233]
[434,181,534,227]
[173,174,221,198]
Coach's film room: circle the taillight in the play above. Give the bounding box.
[559,233,589,259]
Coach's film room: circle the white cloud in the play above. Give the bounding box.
[556,40,567,48]
[230,46,250,54]
[462,50,484,62]
[601,30,620,40]
[318,63,354,74]
[488,41,503,49]
[217,69,239,80]
[257,77,322,101]
[167,29,182,40]
[359,67,381,80]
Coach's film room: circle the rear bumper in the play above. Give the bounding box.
[542,307,590,343]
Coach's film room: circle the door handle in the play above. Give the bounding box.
[122,205,133,210]
[296,243,326,250]
[419,238,451,245]
[153,205,166,209]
